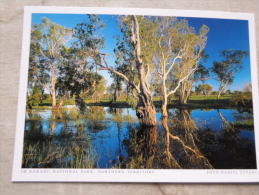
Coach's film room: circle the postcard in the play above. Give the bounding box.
[12,6,259,182]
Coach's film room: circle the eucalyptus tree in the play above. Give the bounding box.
[56,15,105,111]
[109,81,122,102]
[176,57,209,104]
[211,50,248,99]
[153,17,209,116]
[97,16,158,126]
[195,83,213,96]
[56,47,105,110]
[27,29,46,108]
[30,18,72,108]
[109,50,124,102]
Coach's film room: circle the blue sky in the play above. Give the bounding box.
[31,13,251,91]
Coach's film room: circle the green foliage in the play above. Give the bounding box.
[73,15,105,54]
[195,84,213,95]
[28,18,73,108]
[211,50,248,95]
[60,15,105,111]
[112,16,140,97]
[22,140,96,168]
[231,119,254,129]
[27,15,252,115]
[231,92,252,107]
[27,87,43,108]
[225,90,232,95]
[126,95,138,108]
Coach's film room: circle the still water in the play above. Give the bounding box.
[22,106,256,169]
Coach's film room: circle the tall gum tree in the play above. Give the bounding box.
[177,60,209,105]
[152,18,209,116]
[97,15,157,126]
[57,15,105,111]
[31,18,72,108]
[131,16,157,126]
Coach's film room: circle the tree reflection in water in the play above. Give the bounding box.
[23,108,98,168]
[108,108,124,164]
[85,106,107,132]
[23,107,256,169]
[50,110,56,135]
[123,125,158,168]
[197,109,256,169]
[217,109,236,133]
[122,109,213,169]
[163,109,213,169]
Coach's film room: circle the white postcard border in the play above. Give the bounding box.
[12,6,259,183]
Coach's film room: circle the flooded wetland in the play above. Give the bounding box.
[23,106,256,169]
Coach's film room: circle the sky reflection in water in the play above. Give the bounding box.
[24,107,256,169]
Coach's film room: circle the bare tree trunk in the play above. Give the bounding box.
[50,110,56,135]
[136,96,156,126]
[132,16,157,126]
[113,86,118,102]
[217,81,229,100]
[178,82,192,105]
[162,76,168,117]
[217,90,221,100]
[178,93,188,105]
[162,96,168,117]
[98,16,157,126]
[50,66,56,108]
[183,94,189,104]
[57,94,66,109]
[217,88,225,100]
[136,71,157,126]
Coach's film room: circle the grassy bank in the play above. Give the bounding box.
[32,95,252,109]
[231,119,254,130]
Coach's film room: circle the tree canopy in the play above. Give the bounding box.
[27,14,250,125]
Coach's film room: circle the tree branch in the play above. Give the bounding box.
[97,53,140,94]
[165,55,182,76]
[167,65,198,98]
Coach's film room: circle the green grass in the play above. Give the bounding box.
[30,94,252,109]
[188,95,232,100]
[231,119,254,130]
[31,105,52,109]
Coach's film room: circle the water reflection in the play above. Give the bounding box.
[23,120,96,168]
[123,125,158,168]
[162,116,181,168]
[23,106,256,169]
[197,109,256,169]
[163,109,213,169]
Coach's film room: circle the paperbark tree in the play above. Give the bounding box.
[177,60,209,104]
[31,18,72,108]
[153,18,209,116]
[97,16,157,126]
